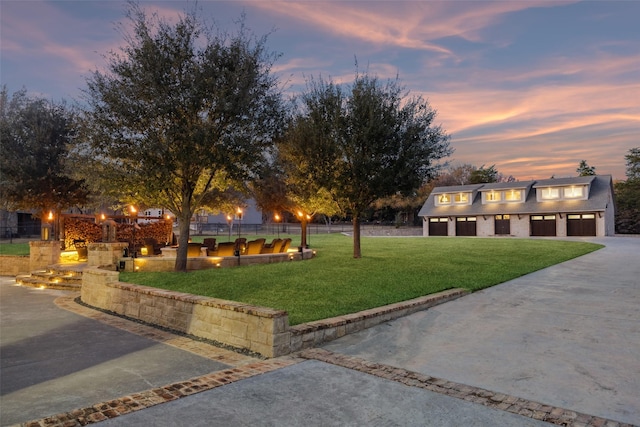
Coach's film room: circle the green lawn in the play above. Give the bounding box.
[121,234,602,325]
[0,242,30,256]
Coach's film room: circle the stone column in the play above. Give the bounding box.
[87,242,128,269]
[29,241,61,271]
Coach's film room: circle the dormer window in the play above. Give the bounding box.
[504,189,523,202]
[564,186,585,199]
[437,194,451,205]
[540,187,560,200]
[486,191,501,202]
[454,193,469,203]
[435,192,472,206]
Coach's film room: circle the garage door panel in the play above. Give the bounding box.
[428,218,448,236]
[456,217,477,236]
[567,213,596,236]
[531,215,556,236]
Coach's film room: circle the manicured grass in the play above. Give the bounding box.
[120,234,602,325]
[0,242,30,256]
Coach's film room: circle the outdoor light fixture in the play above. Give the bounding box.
[274,213,281,237]
[48,211,54,221]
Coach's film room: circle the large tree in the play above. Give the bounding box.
[279,72,451,258]
[80,4,285,271]
[614,147,640,234]
[0,86,88,226]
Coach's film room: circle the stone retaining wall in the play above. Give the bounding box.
[122,251,305,273]
[81,267,468,358]
[81,268,290,357]
[0,255,31,275]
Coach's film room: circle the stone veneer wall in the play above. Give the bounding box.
[87,242,128,268]
[119,251,308,273]
[29,241,61,270]
[81,268,290,357]
[0,255,31,275]
[81,267,468,358]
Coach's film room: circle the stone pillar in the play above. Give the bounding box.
[87,242,128,268]
[101,220,117,242]
[29,241,61,270]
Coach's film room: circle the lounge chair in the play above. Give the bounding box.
[234,238,247,255]
[245,238,266,255]
[279,238,292,253]
[187,242,203,257]
[214,242,235,256]
[143,238,163,255]
[261,238,283,254]
[203,238,217,255]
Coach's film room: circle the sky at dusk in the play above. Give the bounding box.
[2,1,639,181]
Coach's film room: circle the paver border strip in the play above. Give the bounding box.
[12,293,302,427]
[15,358,300,427]
[300,348,637,427]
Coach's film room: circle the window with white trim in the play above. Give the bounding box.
[540,187,560,200]
[504,189,523,202]
[454,192,471,204]
[436,194,451,205]
[563,186,586,199]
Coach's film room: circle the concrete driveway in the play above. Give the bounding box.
[323,236,640,425]
[1,236,638,426]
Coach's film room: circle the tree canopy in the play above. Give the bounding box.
[576,160,597,176]
[469,164,499,184]
[0,86,88,219]
[79,4,286,271]
[277,72,452,257]
[614,147,640,234]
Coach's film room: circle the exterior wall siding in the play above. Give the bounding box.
[557,216,567,237]
[476,216,492,237]
[511,216,530,237]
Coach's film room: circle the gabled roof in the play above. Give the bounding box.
[418,175,613,217]
[430,184,484,194]
[532,176,596,188]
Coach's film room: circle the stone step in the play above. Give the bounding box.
[15,262,87,291]
[15,274,81,291]
[31,271,83,285]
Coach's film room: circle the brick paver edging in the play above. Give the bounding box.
[300,348,636,427]
[15,357,300,427]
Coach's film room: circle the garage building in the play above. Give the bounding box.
[418,175,615,238]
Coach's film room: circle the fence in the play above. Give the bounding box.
[191,222,421,237]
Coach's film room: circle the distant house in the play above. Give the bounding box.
[418,175,615,237]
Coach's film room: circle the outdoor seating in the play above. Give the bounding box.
[279,238,292,253]
[234,238,247,255]
[261,238,283,254]
[214,241,235,256]
[187,242,203,257]
[203,238,217,255]
[245,238,266,255]
[74,239,88,261]
[143,238,163,255]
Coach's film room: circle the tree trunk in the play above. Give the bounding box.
[300,220,308,249]
[353,215,362,258]
[175,212,191,272]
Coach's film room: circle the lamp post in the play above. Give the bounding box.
[130,206,137,258]
[226,214,233,242]
[236,207,243,238]
[274,213,280,238]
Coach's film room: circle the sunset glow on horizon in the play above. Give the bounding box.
[2,1,638,181]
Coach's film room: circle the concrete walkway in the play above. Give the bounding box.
[1,236,638,426]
